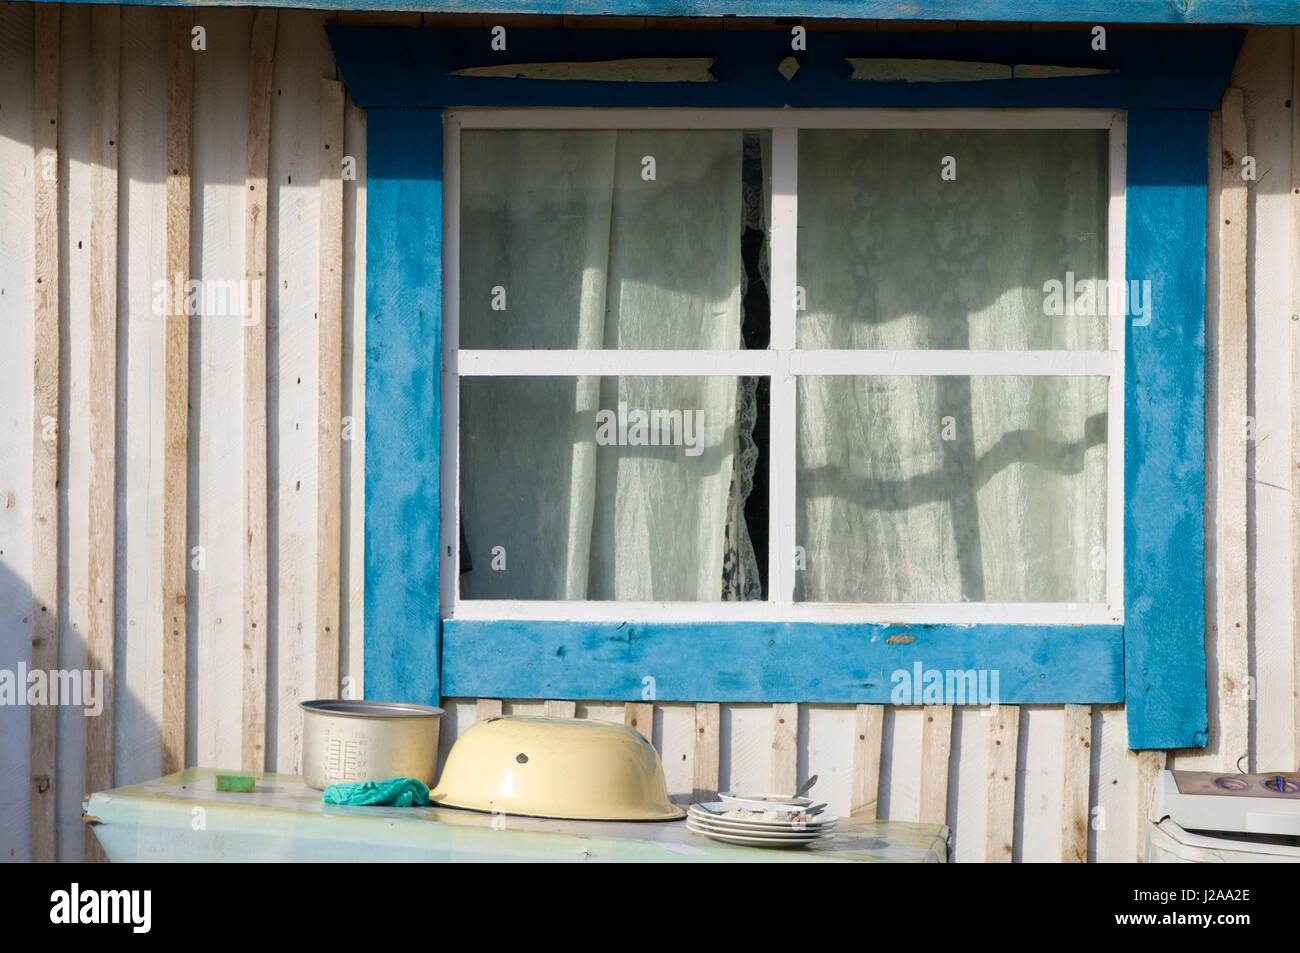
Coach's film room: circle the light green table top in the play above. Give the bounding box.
[86,768,950,863]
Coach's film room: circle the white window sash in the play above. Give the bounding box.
[440,109,1127,625]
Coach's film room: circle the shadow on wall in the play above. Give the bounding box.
[0,548,170,863]
[0,2,357,863]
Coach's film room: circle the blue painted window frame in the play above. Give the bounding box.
[329,25,1243,749]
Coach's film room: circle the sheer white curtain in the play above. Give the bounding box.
[459,130,746,601]
[795,129,1110,604]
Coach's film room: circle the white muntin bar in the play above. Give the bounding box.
[456,349,1115,377]
[454,349,778,377]
[1106,112,1128,618]
[440,113,463,613]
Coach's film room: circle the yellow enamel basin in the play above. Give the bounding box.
[431,716,685,821]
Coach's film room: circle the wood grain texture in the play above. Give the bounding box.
[315,77,345,700]
[692,702,719,802]
[624,702,653,742]
[328,26,1243,111]
[1061,704,1091,862]
[985,705,1019,862]
[442,620,1124,703]
[1291,28,1300,773]
[543,700,576,718]
[1124,109,1210,750]
[29,1,59,865]
[918,705,952,825]
[241,8,276,773]
[1215,87,1250,773]
[771,703,797,795]
[1135,750,1166,862]
[85,4,121,862]
[849,704,883,818]
[361,107,443,706]
[161,7,193,778]
[475,698,502,721]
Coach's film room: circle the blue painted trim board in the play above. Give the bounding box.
[363,108,444,707]
[1123,110,1209,750]
[442,621,1126,704]
[345,27,1226,748]
[24,0,1300,28]
[327,27,1243,111]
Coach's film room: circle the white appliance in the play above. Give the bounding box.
[1147,769,1300,862]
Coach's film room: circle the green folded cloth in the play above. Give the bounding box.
[322,777,431,807]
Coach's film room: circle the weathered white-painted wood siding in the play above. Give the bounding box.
[0,6,1295,863]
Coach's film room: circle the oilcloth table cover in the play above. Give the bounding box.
[85,768,950,863]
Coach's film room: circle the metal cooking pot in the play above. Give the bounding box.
[299,699,444,790]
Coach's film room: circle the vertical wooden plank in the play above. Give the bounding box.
[363,107,442,706]
[624,702,653,742]
[29,1,59,866]
[1291,29,1300,773]
[849,704,883,818]
[316,78,344,701]
[543,700,576,718]
[692,702,720,803]
[770,703,797,795]
[117,3,168,790]
[162,8,193,777]
[918,704,952,824]
[1135,750,1166,862]
[475,698,502,721]
[985,705,1019,862]
[56,3,93,862]
[1214,88,1251,775]
[1231,28,1292,775]
[1061,704,1092,862]
[1124,110,1210,749]
[85,4,120,861]
[268,10,336,773]
[189,6,253,773]
[241,8,276,773]
[0,0,37,861]
[1016,708,1066,861]
[1091,705,1136,862]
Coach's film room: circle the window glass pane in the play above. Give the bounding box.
[796,129,1109,350]
[796,375,1107,603]
[460,129,770,350]
[460,375,766,601]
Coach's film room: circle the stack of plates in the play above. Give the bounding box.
[686,801,838,848]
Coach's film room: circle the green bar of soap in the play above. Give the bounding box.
[216,773,256,793]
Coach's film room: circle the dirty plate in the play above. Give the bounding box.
[718,792,815,812]
[691,802,837,829]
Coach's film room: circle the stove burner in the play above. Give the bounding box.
[1212,776,1250,792]
[1261,776,1300,794]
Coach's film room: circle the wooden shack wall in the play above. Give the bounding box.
[0,4,1296,862]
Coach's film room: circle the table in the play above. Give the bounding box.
[85,768,950,863]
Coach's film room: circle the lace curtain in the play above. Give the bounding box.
[458,129,760,601]
[795,129,1110,603]
[456,126,1109,605]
